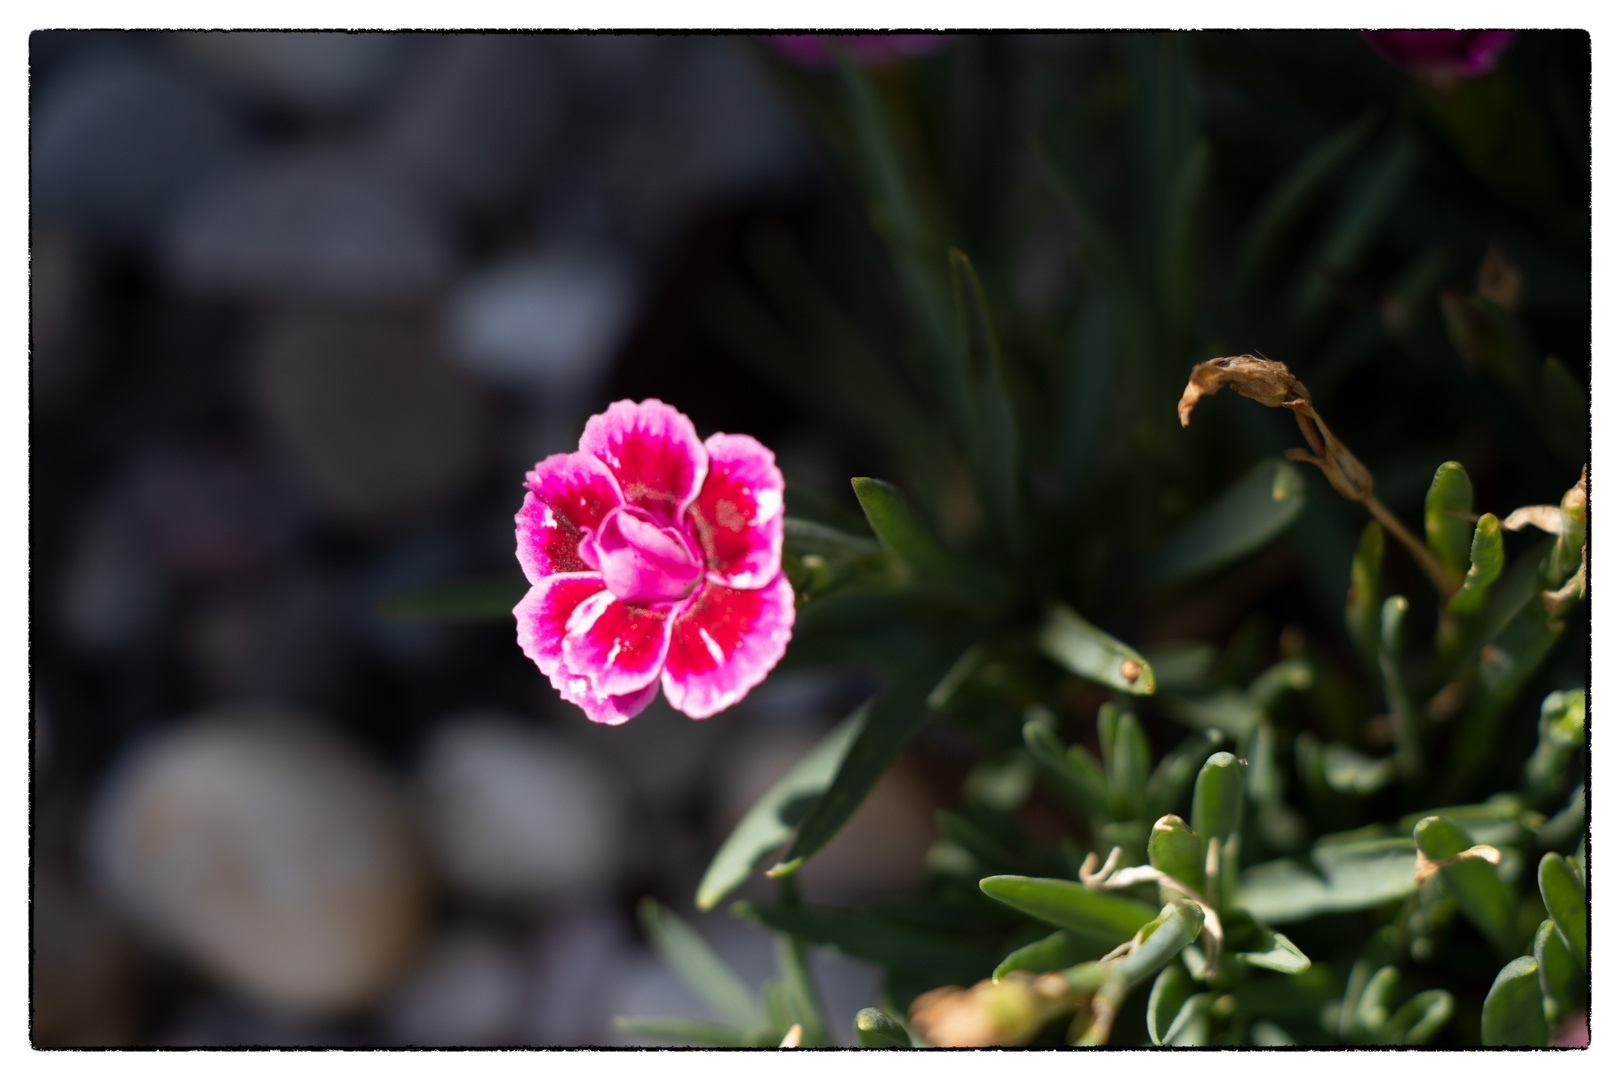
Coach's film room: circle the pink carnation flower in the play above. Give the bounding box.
[766,34,950,69]
[1361,31,1515,86]
[514,399,794,724]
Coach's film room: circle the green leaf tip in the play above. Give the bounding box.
[1036,603,1156,694]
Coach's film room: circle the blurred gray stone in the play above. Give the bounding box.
[443,247,639,402]
[87,708,428,1016]
[170,31,410,115]
[251,309,486,527]
[383,929,524,1046]
[381,35,561,211]
[168,152,456,306]
[418,714,626,904]
[521,902,626,1045]
[32,52,248,245]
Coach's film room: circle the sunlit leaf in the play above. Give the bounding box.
[1482,956,1548,1046]
[1036,603,1155,694]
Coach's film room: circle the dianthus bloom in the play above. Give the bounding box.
[514,400,794,724]
[1361,31,1514,86]
[766,34,950,69]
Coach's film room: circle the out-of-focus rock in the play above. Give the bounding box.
[168,152,455,306]
[713,728,936,906]
[87,708,428,1016]
[251,310,486,527]
[32,53,247,246]
[381,35,561,211]
[418,714,626,904]
[170,31,410,116]
[57,498,167,654]
[31,866,135,1046]
[569,694,728,811]
[129,446,298,580]
[522,902,626,1045]
[382,929,524,1047]
[443,247,639,404]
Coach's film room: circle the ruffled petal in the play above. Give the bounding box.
[686,432,785,590]
[579,399,707,525]
[547,665,660,726]
[561,590,678,698]
[513,573,607,675]
[517,452,624,583]
[660,575,795,719]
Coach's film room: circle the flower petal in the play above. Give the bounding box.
[686,432,785,590]
[548,665,660,726]
[660,575,795,719]
[517,452,624,583]
[513,572,607,675]
[579,399,707,525]
[561,590,677,698]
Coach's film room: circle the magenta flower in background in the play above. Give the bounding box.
[1361,31,1515,86]
[514,399,794,724]
[766,34,950,70]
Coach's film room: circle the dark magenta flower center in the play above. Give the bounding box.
[583,505,703,604]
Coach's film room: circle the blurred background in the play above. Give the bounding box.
[29,31,1588,1047]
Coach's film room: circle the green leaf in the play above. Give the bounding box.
[637,899,762,1030]
[735,902,996,984]
[935,810,1025,876]
[770,652,953,876]
[1231,109,1378,311]
[1147,730,1223,818]
[1191,752,1244,845]
[1346,520,1385,668]
[1378,596,1423,782]
[611,1015,751,1047]
[1108,712,1152,820]
[1108,899,1206,990]
[1147,961,1195,1046]
[1385,989,1453,1045]
[1535,919,1580,1020]
[1413,816,1516,956]
[1524,689,1586,803]
[696,711,865,910]
[1482,956,1549,1046]
[1238,836,1418,924]
[374,576,527,621]
[1247,657,1313,711]
[1138,642,1215,692]
[1148,815,1206,895]
[773,932,829,1047]
[1319,743,1398,796]
[978,875,1158,944]
[993,929,1103,980]
[1538,852,1587,967]
[853,1007,911,1048]
[948,248,1023,556]
[1353,965,1400,1037]
[1036,603,1155,695]
[1235,927,1311,974]
[1022,719,1110,823]
[1448,513,1504,617]
[1162,689,1261,739]
[782,517,880,558]
[1141,459,1307,588]
[849,477,971,590]
[1424,462,1475,578]
[1250,1020,1296,1046]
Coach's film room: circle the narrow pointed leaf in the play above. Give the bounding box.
[1448,513,1504,616]
[1235,927,1311,974]
[612,1015,751,1047]
[854,1007,911,1048]
[771,653,953,876]
[1191,752,1244,844]
[1424,462,1475,578]
[1353,965,1400,1037]
[1148,815,1206,895]
[979,875,1158,943]
[1535,919,1579,1019]
[948,248,1023,556]
[849,477,975,590]
[1538,852,1587,966]
[697,711,865,910]
[376,576,528,621]
[1037,603,1155,694]
[1482,956,1548,1046]
[1346,520,1385,667]
[1147,961,1195,1046]
[1022,719,1110,822]
[1239,836,1418,923]
[774,933,829,1048]
[1379,596,1423,782]
[1109,713,1152,820]
[1413,816,1516,955]
[1147,730,1223,818]
[637,899,762,1029]
[1383,989,1452,1045]
[993,929,1103,980]
[782,517,880,558]
[736,902,997,984]
[1142,459,1306,588]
